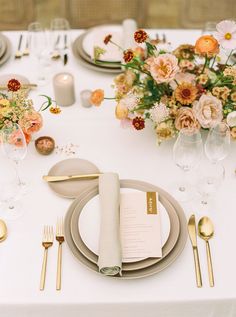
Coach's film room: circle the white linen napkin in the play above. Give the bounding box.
[98,173,122,276]
[122,19,138,51]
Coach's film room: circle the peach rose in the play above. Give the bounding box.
[195,35,219,57]
[148,53,179,84]
[19,111,43,134]
[90,89,104,106]
[175,107,200,132]
[193,95,223,129]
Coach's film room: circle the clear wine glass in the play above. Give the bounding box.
[205,122,230,164]
[0,123,27,219]
[28,22,49,85]
[202,21,217,35]
[173,128,203,201]
[50,18,70,61]
[196,160,225,205]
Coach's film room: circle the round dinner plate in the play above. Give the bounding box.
[78,189,171,262]
[70,184,180,271]
[47,158,100,198]
[0,74,30,93]
[72,38,122,74]
[65,179,187,279]
[75,34,121,69]
[0,34,7,59]
[82,25,122,62]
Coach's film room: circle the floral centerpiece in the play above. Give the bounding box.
[91,20,236,143]
[0,79,60,143]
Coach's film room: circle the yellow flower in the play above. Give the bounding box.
[49,106,61,114]
[231,92,236,102]
[197,74,208,85]
[174,82,198,105]
[0,99,10,107]
[156,121,175,143]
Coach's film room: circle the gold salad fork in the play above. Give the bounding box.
[56,218,65,290]
[40,226,53,291]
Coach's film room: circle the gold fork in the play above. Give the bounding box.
[40,226,53,291]
[56,218,65,290]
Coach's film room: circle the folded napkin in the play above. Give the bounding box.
[98,173,122,276]
[122,19,138,51]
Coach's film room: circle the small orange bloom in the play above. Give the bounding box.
[123,49,134,63]
[90,89,104,106]
[134,29,148,43]
[195,35,219,57]
[49,106,61,114]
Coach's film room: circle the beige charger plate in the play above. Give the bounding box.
[47,158,100,198]
[65,179,187,279]
[0,34,12,67]
[0,34,7,59]
[70,184,180,271]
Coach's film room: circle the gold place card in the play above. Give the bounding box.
[120,191,162,261]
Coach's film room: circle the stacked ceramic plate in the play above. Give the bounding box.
[64,182,187,279]
[0,33,12,67]
[72,25,122,73]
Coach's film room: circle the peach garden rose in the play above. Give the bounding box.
[175,107,200,132]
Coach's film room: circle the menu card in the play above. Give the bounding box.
[120,192,162,261]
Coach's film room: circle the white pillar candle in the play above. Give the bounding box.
[53,72,75,107]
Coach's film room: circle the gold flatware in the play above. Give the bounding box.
[56,218,65,290]
[43,173,101,182]
[40,226,53,291]
[15,34,23,59]
[23,35,30,56]
[0,219,7,242]
[0,84,37,90]
[198,217,214,287]
[52,35,61,60]
[188,214,202,287]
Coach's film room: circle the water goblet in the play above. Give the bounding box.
[173,128,203,202]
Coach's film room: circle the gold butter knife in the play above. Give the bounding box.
[188,214,202,288]
[43,173,101,182]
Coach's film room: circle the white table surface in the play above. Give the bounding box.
[0,29,236,317]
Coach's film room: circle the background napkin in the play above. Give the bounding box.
[98,173,122,276]
[122,19,137,50]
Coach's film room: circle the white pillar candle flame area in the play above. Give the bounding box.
[53,72,76,107]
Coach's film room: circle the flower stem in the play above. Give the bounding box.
[225,49,233,65]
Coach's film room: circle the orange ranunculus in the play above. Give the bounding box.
[195,35,219,57]
[90,89,104,106]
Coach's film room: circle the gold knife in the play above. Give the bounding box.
[43,173,101,182]
[188,214,202,287]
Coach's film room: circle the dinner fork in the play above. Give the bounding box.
[15,34,23,59]
[40,226,53,291]
[56,218,65,290]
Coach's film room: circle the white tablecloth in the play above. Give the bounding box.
[0,29,236,317]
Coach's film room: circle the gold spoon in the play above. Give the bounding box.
[0,219,7,242]
[198,217,214,287]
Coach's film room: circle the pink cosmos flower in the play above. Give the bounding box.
[215,20,236,50]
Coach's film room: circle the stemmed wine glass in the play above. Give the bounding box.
[173,128,203,202]
[50,18,70,62]
[28,22,49,85]
[0,123,27,220]
[205,122,230,164]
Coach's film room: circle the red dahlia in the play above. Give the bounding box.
[104,34,112,45]
[7,79,21,92]
[134,29,148,43]
[123,49,134,63]
[132,117,145,130]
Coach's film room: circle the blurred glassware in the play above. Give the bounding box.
[205,122,230,164]
[173,128,203,201]
[196,160,225,205]
[202,21,217,35]
[0,123,27,219]
[28,22,50,85]
[50,18,70,62]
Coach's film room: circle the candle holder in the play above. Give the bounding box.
[53,72,75,107]
[35,136,55,155]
